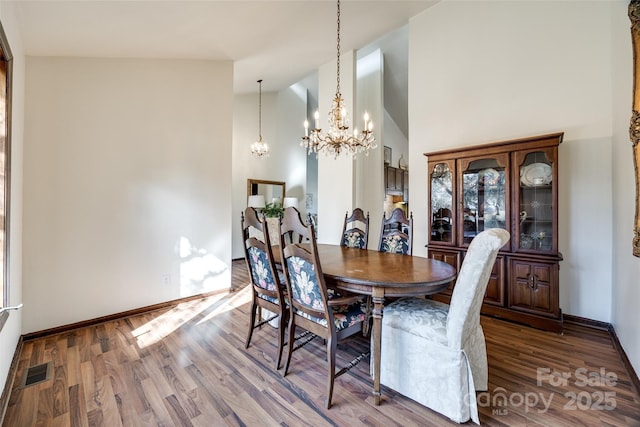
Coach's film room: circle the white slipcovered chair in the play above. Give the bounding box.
[380,228,510,424]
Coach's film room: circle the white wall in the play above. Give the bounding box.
[0,0,25,399]
[23,57,233,333]
[277,84,309,211]
[383,110,408,171]
[356,49,385,249]
[409,0,614,324]
[611,1,640,381]
[231,84,307,260]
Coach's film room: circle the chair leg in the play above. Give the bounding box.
[275,310,287,370]
[245,299,257,349]
[283,316,296,376]
[325,335,337,409]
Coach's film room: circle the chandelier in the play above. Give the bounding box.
[251,79,270,158]
[301,0,376,158]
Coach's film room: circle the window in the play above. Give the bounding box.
[0,20,12,325]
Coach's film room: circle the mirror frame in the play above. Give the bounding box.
[629,1,640,257]
[246,179,286,205]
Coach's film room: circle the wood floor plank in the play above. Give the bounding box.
[68,383,89,427]
[119,359,152,419]
[3,260,639,427]
[160,366,200,420]
[35,386,54,426]
[51,412,70,427]
[80,360,98,414]
[183,363,239,422]
[139,378,173,427]
[186,389,227,427]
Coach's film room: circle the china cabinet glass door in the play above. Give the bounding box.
[514,150,557,253]
[429,160,455,245]
[458,154,509,246]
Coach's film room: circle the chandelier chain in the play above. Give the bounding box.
[251,79,269,158]
[336,0,341,95]
[258,79,263,140]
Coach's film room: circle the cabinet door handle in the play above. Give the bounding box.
[529,275,535,288]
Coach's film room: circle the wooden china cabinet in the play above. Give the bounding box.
[425,133,563,332]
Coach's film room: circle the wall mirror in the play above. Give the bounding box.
[247,179,286,207]
[629,1,640,257]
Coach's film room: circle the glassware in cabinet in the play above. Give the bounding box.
[514,149,557,254]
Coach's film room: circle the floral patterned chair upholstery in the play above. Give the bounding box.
[380,228,510,424]
[340,208,370,249]
[241,207,288,370]
[378,208,413,255]
[279,207,368,409]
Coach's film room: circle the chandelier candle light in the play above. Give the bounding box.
[251,79,270,158]
[301,0,376,158]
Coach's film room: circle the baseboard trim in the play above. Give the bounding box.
[22,288,229,342]
[563,314,639,395]
[563,314,610,331]
[0,336,23,425]
[608,324,640,396]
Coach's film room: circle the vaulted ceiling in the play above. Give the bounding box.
[8,0,437,94]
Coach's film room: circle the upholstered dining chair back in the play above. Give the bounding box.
[278,209,367,409]
[378,208,413,255]
[447,228,509,349]
[341,208,370,249]
[279,215,329,327]
[241,207,288,370]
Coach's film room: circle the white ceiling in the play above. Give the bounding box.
[8,0,437,94]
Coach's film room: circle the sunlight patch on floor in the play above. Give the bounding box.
[132,292,230,348]
[196,286,252,325]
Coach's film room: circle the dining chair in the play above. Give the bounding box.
[241,207,288,370]
[278,206,369,409]
[340,208,370,249]
[379,228,510,424]
[378,207,413,255]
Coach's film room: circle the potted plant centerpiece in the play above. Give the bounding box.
[262,201,284,245]
[263,201,284,219]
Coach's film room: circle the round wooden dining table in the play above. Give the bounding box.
[313,244,457,405]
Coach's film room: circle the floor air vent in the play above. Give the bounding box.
[20,362,52,388]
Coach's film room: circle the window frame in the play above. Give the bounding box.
[0,19,13,330]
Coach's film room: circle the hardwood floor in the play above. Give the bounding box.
[3,260,640,426]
